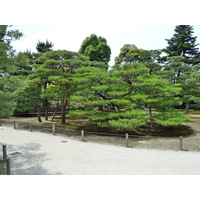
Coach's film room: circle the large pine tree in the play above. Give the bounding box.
[162,26,200,113]
[162,25,200,65]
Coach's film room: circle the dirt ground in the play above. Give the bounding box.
[1,114,200,152]
[0,160,4,175]
[1,126,200,175]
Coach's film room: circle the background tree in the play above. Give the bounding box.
[145,50,162,75]
[114,44,151,65]
[79,34,111,64]
[162,25,200,65]
[34,40,54,120]
[162,56,187,84]
[36,40,54,53]
[13,83,43,121]
[0,25,22,117]
[161,26,200,112]
[179,65,200,113]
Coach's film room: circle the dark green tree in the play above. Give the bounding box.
[161,26,200,113]
[13,83,43,120]
[0,25,22,117]
[30,50,89,124]
[79,34,111,64]
[33,40,54,120]
[162,25,200,65]
[36,40,54,53]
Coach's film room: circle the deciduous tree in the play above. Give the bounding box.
[79,34,111,64]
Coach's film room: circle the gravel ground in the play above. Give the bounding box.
[1,117,200,152]
[1,126,200,175]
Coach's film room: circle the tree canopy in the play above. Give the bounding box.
[36,40,54,53]
[79,34,111,64]
[2,25,200,135]
[162,25,200,65]
[0,25,23,117]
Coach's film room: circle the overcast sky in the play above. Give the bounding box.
[3,0,200,66]
[10,25,200,66]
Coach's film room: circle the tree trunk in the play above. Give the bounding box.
[61,99,68,124]
[185,101,190,114]
[44,98,48,120]
[44,82,48,120]
[149,106,154,131]
[51,102,59,121]
[37,106,42,123]
[44,97,48,120]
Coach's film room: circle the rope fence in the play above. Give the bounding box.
[0,119,198,175]
[0,119,195,152]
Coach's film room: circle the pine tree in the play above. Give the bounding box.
[179,65,200,113]
[71,60,189,133]
[36,40,53,53]
[131,74,189,131]
[29,50,89,124]
[162,25,200,65]
[70,64,149,131]
[162,26,200,113]
[0,25,22,117]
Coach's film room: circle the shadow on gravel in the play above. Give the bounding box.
[8,143,61,175]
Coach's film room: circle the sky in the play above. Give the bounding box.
[10,25,200,66]
[3,0,200,66]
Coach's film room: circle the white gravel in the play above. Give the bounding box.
[0,126,200,175]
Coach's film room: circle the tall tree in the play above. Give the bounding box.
[79,34,111,64]
[179,65,200,113]
[35,40,54,120]
[162,25,200,65]
[0,25,22,117]
[162,26,200,112]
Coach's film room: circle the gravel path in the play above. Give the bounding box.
[1,126,200,175]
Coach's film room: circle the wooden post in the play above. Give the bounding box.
[30,123,32,132]
[2,145,7,161]
[14,121,17,129]
[94,122,97,132]
[52,124,56,135]
[6,158,11,175]
[180,136,183,151]
[81,130,84,142]
[126,133,129,147]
